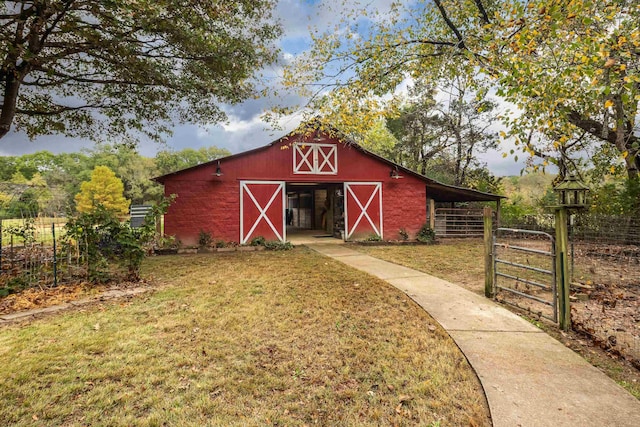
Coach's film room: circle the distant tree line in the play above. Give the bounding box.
[0,145,229,218]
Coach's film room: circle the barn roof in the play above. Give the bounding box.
[153,124,504,203]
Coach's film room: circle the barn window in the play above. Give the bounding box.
[293,143,337,175]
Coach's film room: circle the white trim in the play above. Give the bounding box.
[293,144,314,174]
[293,143,338,175]
[343,182,383,240]
[317,145,337,174]
[239,181,286,244]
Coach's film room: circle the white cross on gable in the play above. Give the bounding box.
[293,143,338,175]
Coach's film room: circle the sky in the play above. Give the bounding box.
[0,0,525,177]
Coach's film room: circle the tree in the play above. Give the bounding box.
[386,82,448,175]
[282,1,639,189]
[383,76,497,187]
[75,166,129,215]
[155,146,231,175]
[0,1,281,143]
[361,119,398,160]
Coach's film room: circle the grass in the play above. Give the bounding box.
[0,248,489,426]
[1,217,66,246]
[355,239,486,295]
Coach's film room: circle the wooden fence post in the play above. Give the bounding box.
[483,206,494,298]
[428,199,435,230]
[555,207,571,331]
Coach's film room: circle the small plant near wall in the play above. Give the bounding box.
[198,230,213,247]
[250,236,266,246]
[364,233,382,242]
[215,240,227,248]
[416,223,436,243]
[264,241,294,251]
[398,228,409,241]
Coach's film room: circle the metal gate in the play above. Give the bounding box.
[493,228,557,322]
[433,208,491,237]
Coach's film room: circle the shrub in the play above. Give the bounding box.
[250,236,266,246]
[198,229,213,247]
[364,233,382,241]
[263,241,294,251]
[64,197,172,282]
[4,217,36,245]
[416,223,435,243]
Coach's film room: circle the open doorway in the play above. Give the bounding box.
[286,183,345,239]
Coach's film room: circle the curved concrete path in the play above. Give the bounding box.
[308,243,640,427]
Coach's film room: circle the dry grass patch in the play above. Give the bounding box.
[0,247,489,426]
[355,240,485,294]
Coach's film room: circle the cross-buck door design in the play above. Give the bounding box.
[344,182,383,240]
[293,143,337,175]
[240,181,286,244]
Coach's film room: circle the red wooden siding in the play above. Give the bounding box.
[161,133,428,245]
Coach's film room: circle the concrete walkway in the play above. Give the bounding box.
[308,243,640,427]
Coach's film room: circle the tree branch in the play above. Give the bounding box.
[433,0,466,49]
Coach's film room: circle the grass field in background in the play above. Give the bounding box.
[0,217,66,246]
[0,248,490,426]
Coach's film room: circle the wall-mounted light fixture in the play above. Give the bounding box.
[313,130,325,142]
[215,160,223,177]
[390,166,403,179]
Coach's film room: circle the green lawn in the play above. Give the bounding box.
[0,248,489,426]
[1,217,66,246]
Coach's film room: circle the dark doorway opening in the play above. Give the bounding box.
[286,183,344,238]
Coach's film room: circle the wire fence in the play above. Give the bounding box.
[0,218,86,296]
[503,213,640,367]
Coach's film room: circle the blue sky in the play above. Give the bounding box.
[0,0,525,176]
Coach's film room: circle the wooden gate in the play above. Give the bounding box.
[344,182,382,240]
[240,181,286,244]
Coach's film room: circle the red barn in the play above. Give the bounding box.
[154,124,501,245]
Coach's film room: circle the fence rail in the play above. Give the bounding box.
[0,218,88,296]
[432,208,495,237]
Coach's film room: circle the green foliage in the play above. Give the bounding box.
[500,194,539,225]
[364,233,383,242]
[589,178,640,216]
[198,230,213,248]
[0,1,282,143]
[416,224,436,243]
[3,217,36,245]
[64,198,172,282]
[155,147,232,175]
[361,119,398,159]
[263,241,294,251]
[249,236,266,247]
[0,276,29,297]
